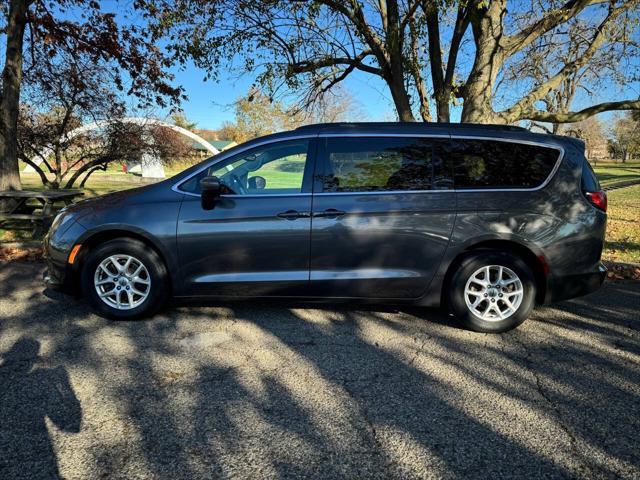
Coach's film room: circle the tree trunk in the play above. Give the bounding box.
[382,1,416,123]
[435,94,450,123]
[460,1,505,124]
[78,165,107,188]
[53,149,63,188]
[64,156,112,189]
[0,0,29,194]
[424,7,450,123]
[387,74,415,121]
[19,156,52,187]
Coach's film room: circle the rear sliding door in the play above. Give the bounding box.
[309,135,456,299]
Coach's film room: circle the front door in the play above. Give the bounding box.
[309,135,456,299]
[176,138,315,296]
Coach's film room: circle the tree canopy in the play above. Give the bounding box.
[609,112,640,162]
[144,0,640,124]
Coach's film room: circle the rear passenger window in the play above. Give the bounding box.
[447,139,559,189]
[319,137,451,192]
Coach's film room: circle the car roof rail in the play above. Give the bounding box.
[294,122,529,133]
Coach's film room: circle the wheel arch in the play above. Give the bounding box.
[441,239,548,306]
[71,227,176,294]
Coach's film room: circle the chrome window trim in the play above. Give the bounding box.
[313,190,454,196]
[181,191,312,199]
[447,135,564,193]
[220,193,311,199]
[172,132,564,197]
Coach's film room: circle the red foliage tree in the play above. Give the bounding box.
[0,0,183,193]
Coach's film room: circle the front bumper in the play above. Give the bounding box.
[43,242,77,293]
[42,219,86,294]
[43,263,64,289]
[546,263,607,303]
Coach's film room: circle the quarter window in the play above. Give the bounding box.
[319,137,450,192]
[447,139,559,189]
[581,160,600,192]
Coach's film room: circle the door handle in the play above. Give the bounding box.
[277,210,310,220]
[314,208,346,218]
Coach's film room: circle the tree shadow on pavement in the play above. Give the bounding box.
[1,261,639,478]
[0,337,82,480]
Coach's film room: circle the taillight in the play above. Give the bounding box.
[585,190,607,212]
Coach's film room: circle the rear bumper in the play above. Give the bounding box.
[545,263,606,303]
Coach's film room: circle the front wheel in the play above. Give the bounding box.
[81,238,169,319]
[447,251,536,333]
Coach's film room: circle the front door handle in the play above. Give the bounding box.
[277,210,310,220]
[314,208,346,218]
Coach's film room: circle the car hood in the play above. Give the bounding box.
[64,182,169,216]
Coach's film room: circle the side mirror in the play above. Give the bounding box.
[200,176,221,210]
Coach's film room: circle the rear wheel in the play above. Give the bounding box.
[447,251,536,333]
[81,238,169,319]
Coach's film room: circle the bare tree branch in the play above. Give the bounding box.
[319,0,388,64]
[288,51,381,76]
[525,98,640,123]
[499,2,631,121]
[503,0,607,57]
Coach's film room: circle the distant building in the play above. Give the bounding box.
[586,143,609,163]
[190,130,237,157]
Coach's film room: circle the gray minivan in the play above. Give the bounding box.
[44,122,607,332]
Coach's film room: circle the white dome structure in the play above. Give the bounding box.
[23,117,220,179]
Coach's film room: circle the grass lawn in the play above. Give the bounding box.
[20,171,153,197]
[592,162,640,189]
[602,185,640,264]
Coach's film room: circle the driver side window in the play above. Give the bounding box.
[180,140,310,195]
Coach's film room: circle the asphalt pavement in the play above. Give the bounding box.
[1,260,639,479]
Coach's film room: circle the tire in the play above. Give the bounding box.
[447,251,536,333]
[81,238,169,320]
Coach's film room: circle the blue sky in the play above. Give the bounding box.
[167,61,405,130]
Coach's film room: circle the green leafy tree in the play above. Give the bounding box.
[218,86,363,143]
[217,90,296,143]
[171,111,198,131]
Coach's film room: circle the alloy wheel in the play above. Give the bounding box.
[464,265,524,321]
[94,254,151,310]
